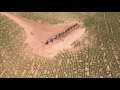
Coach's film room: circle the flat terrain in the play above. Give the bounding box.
[0,12,85,58]
[0,12,120,78]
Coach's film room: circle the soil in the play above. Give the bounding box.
[0,12,86,59]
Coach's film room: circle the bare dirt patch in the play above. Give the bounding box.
[0,12,86,59]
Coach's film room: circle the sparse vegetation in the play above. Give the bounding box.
[0,12,120,78]
[19,12,95,24]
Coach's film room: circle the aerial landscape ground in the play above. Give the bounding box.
[0,12,120,78]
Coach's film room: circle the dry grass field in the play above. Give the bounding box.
[0,12,119,78]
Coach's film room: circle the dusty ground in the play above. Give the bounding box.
[0,12,86,59]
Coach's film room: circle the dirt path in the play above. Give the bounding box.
[0,12,86,59]
[0,12,35,45]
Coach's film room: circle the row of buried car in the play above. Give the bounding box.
[44,23,79,45]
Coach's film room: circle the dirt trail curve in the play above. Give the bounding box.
[0,12,35,43]
[0,12,86,59]
[0,12,33,33]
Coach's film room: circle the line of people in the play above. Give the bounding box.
[44,23,79,45]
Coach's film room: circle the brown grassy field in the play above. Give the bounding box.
[0,12,119,78]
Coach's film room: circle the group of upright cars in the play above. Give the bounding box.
[44,23,80,45]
